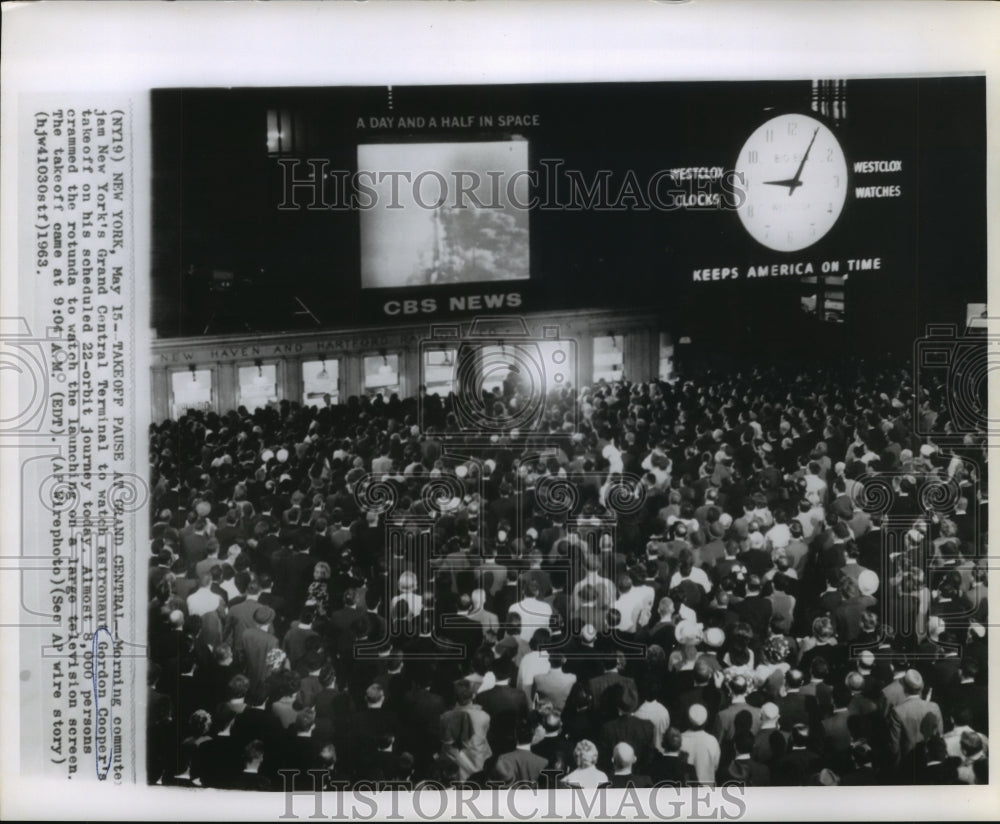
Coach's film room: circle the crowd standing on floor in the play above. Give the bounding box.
[147,358,989,789]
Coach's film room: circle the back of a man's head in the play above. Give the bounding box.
[693,658,713,685]
[733,730,755,756]
[492,655,514,683]
[612,742,636,771]
[902,669,924,695]
[365,683,385,706]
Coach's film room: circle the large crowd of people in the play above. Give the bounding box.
[147,354,988,790]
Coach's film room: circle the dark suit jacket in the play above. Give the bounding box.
[946,680,988,733]
[888,696,943,760]
[532,733,576,773]
[237,627,278,691]
[494,748,549,785]
[775,691,819,732]
[438,613,485,660]
[916,758,961,785]
[722,755,771,786]
[477,684,529,750]
[398,687,447,759]
[648,752,697,786]
[610,772,653,788]
[348,708,399,777]
[821,710,853,761]
[771,746,822,786]
[599,715,655,769]
[588,672,638,715]
[735,594,773,636]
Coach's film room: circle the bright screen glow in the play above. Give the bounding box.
[359,140,530,288]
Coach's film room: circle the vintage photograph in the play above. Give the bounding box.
[143,75,989,794]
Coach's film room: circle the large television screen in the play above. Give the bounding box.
[359,140,530,288]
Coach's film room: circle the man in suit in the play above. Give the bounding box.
[734,574,773,637]
[775,669,820,733]
[599,685,656,772]
[648,727,698,786]
[945,658,988,736]
[533,652,577,711]
[845,671,878,722]
[888,670,944,766]
[531,710,575,778]
[286,539,319,616]
[752,703,789,765]
[589,655,638,717]
[225,578,265,650]
[467,588,499,637]
[282,607,320,672]
[771,724,822,786]
[397,668,447,764]
[493,723,550,787]
[279,708,326,788]
[821,683,855,772]
[326,588,364,660]
[180,516,211,570]
[236,606,279,693]
[256,572,290,637]
[674,658,723,730]
[438,593,485,660]
[476,656,530,754]
[916,736,961,784]
[348,684,399,781]
[715,675,761,748]
[721,730,771,786]
[609,742,653,788]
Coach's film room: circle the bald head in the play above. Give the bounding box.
[612,742,637,771]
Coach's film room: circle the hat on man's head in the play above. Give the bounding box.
[845,672,865,691]
[675,620,704,646]
[858,570,879,596]
[709,522,725,539]
[580,624,597,643]
[902,669,924,693]
[253,606,275,625]
[195,501,212,517]
[704,627,725,648]
[688,704,708,727]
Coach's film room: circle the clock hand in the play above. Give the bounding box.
[763,176,804,192]
[785,127,820,196]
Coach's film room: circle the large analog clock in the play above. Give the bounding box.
[734,113,848,252]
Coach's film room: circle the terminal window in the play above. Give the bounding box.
[364,354,400,397]
[302,358,340,406]
[238,363,279,412]
[593,335,625,383]
[170,368,213,419]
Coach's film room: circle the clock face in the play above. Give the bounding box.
[734,113,848,252]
